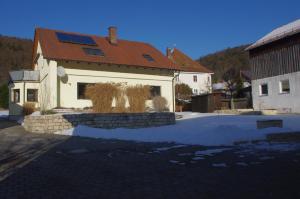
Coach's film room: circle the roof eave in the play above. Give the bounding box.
[45,56,180,71]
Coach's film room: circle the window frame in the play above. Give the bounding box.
[259,83,268,96]
[279,79,290,94]
[13,89,20,103]
[149,86,161,99]
[27,89,38,102]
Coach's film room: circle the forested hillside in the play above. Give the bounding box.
[197,44,250,82]
[0,35,33,85]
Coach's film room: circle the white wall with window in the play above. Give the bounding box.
[57,62,175,111]
[252,71,300,113]
[175,72,212,95]
[8,82,40,116]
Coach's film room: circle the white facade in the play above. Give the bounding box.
[8,42,176,116]
[176,72,212,95]
[252,71,300,113]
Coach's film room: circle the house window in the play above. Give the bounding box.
[260,84,268,96]
[280,80,290,93]
[193,75,197,82]
[150,86,161,98]
[77,83,94,99]
[13,89,20,103]
[27,89,38,102]
[194,89,198,94]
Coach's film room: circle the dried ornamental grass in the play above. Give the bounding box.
[114,83,127,113]
[126,85,150,113]
[23,102,36,115]
[85,83,119,113]
[152,96,168,112]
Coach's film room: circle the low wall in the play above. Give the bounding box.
[24,112,176,133]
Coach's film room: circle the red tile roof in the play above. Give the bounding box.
[169,48,213,73]
[33,28,180,70]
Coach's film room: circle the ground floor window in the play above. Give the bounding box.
[13,89,20,103]
[280,80,290,94]
[149,86,161,99]
[27,89,38,102]
[260,84,268,96]
[77,83,94,99]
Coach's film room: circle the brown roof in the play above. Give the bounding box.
[32,28,180,70]
[169,48,213,73]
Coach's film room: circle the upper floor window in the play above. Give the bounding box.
[193,75,197,82]
[260,84,268,96]
[280,80,290,94]
[27,89,38,102]
[13,89,20,103]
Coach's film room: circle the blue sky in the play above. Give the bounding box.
[0,0,299,59]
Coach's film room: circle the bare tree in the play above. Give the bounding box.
[222,68,239,109]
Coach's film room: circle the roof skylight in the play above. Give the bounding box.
[142,54,155,62]
[82,48,105,56]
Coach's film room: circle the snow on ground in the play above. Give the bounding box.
[154,145,187,152]
[0,110,8,119]
[56,112,300,146]
[212,163,227,168]
[194,148,233,156]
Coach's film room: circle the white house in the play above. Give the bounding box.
[246,19,300,113]
[8,27,181,116]
[166,48,213,95]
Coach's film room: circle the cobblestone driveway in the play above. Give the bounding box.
[0,120,300,199]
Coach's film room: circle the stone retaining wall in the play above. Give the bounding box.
[24,112,175,133]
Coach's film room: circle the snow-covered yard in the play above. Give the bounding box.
[0,110,8,119]
[56,112,300,146]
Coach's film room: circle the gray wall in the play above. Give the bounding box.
[24,112,176,133]
[252,71,300,113]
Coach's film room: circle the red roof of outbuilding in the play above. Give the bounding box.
[169,48,213,73]
[33,28,180,70]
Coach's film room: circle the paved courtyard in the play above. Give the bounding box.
[0,120,300,199]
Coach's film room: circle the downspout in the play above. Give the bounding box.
[172,71,180,112]
[23,82,26,105]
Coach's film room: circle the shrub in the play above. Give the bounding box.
[152,96,168,112]
[86,83,119,113]
[0,84,8,109]
[175,83,193,100]
[126,85,150,113]
[23,102,36,115]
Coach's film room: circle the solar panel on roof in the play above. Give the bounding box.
[142,54,155,62]
[82,47,105,56]
[56,32,97,46]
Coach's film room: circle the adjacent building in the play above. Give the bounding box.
[246,19,300,113]
[167,48,213,95]
[9,27,180,116]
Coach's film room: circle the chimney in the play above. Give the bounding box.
[108,26,117,45]
[166,47,173,59]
